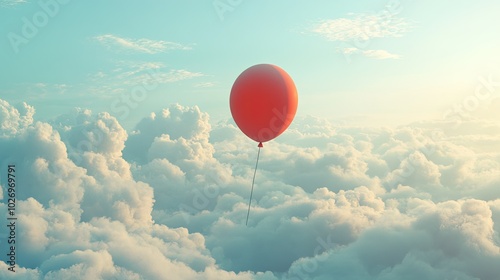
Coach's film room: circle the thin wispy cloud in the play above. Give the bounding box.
[108,62,203,85]
[340,47,401,60]
[159,69,204,83]
[0,0,27,7]
[194,82,216,88]
[312,13,409,61]
[94,34,192,54]
[87,62,204,97]
[363,49,400,59]
[112,61,165,81]
[312,13,409,41]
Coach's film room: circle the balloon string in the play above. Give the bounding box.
[246,144,262,226]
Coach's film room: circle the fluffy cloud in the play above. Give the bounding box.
[0,100,251,279]
[124,104,211,163]
[54,107,128,157]
[286,198,500,280]
[0,100,34,137]
[206,186,386,273]
[1,98,500,279]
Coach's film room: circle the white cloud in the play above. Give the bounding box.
[0,100,34,136]
[363,49,401,59]
[54,108,128,157]
[124,104,212,163]
[195,82,217,88]
[94,34,192,54]
[339,47,401,60]
[0,0,27,7]
[313,14,409,42]
[314,13,408,61]
[286,198,500,280]
[339,47,359,55]
[157,69,204,83]
[87,62,203,97]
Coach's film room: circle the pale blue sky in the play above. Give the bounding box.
[1,0,499,130]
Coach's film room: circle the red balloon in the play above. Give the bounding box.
[230,64,298,145]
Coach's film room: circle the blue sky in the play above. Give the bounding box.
[2,0,499,130]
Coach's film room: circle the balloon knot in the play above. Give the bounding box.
[258,142,263,148]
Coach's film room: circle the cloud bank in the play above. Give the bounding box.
[1,98,500,279]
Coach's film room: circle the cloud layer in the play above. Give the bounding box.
[1,98,500,279]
